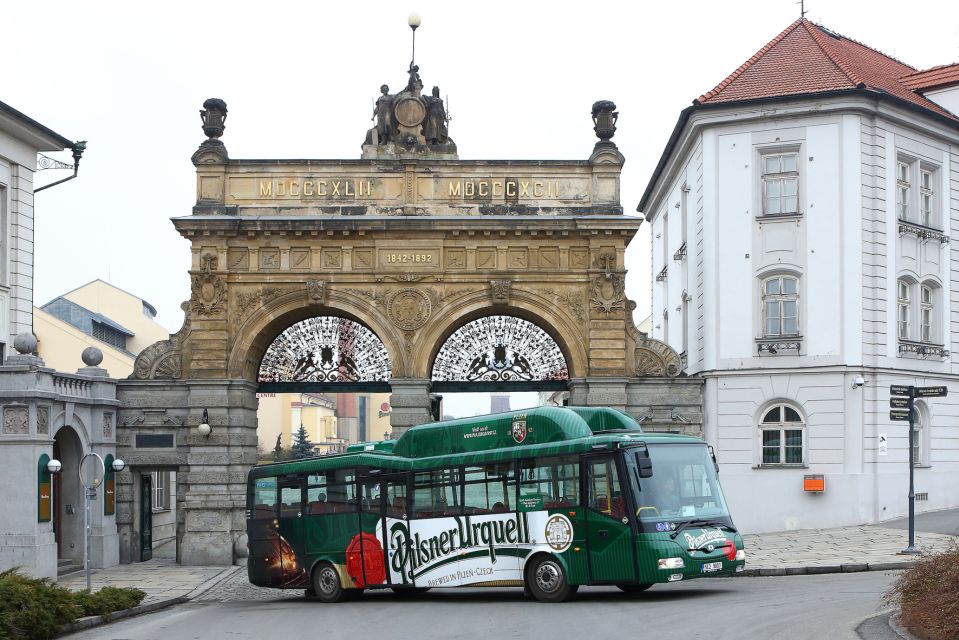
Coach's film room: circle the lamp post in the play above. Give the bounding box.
[78,453,105,592]
[408,12,421,70]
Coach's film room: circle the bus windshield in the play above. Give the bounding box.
[625,443,731,530]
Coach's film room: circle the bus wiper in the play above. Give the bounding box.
[669,519,737,539]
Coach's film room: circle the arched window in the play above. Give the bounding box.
[762,275,799,337]
[912,404,924,467]
[759,403,804,465]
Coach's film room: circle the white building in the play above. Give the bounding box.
[640,19,959,533]
[0,100,75,360]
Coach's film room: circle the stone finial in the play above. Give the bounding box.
[591,100,618,143]
[13,332,37,355]
[200,98,228,139]
[82,346,104,367]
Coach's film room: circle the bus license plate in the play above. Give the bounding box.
[701,562,723,573]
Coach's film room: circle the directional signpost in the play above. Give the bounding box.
[889,384,947,554]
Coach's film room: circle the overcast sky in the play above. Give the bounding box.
[8,0,959,336]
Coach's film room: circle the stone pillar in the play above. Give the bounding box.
[116,378,258,566]
[179,380,258,566]
[582,377,629,410]
[626,377,704,438]
[389,379,433,436]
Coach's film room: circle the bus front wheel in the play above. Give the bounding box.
[312,563,347,603]
[526,555,577,603]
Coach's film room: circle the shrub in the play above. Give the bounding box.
[0,569,147,639]
[0,569,80,640]
[73,586,146,617]
[884,541,959,640]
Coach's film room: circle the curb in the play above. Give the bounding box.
[57,565,243,637]
[58,597,188,636]
[737,560,916,577]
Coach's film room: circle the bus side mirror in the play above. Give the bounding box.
[708,445,719,474]
[637,451,653,478]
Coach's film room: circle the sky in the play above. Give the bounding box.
[7,1,959,368]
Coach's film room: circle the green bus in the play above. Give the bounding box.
[247,406,745,603]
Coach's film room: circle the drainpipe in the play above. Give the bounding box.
[34,141,86,193]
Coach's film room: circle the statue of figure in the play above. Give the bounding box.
[406,64,423,94]
[423,86,449,145]
[372,84,393,144]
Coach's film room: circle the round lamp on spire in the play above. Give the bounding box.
[408,12,421,29]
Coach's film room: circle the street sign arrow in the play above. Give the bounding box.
[890,409,912,421]
[915,386,947,398]
[890,397,910,408]
[889,385,913,396]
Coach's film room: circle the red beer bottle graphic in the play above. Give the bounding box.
[346,532,386,587]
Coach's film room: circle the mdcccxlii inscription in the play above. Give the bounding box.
[253,177,565,201]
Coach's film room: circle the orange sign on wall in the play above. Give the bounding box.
[803,474,825,493]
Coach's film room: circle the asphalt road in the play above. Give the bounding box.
[872,507,959,536]
[65,572,899,640]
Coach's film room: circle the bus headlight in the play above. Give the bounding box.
[658,557,685,570]
[736,550,746,561]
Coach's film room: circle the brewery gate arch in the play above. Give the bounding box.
[115,66,701,565]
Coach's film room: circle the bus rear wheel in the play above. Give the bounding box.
[526,556,576,603]
[617,583,653,593]
[312,563,347,603]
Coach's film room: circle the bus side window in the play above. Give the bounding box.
[463,464,513,514]
[386,478,409,518]
[307,473,329,516]
[413,468,462,518]
[586,457,625,520]
[253,478,277,519]
[518,456,578,510]
[326,469,356,513]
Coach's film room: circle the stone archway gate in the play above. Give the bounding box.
[115,94,703,565]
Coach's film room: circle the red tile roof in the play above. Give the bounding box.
[901,63,959,92]
[697,19,957,121]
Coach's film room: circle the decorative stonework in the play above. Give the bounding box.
[190,265,226,316]
[634,334,683,378]
[103,412,114,439]
[235,287,283,321]
[3,406,28,434]
[342,287,381,304]
[533,288,587,323]
[37,406,49,435]
[490,280,511,305]
[387,288,432,331]
[590,272,625,315]
[133,303,190,380]
[307,280,328,303]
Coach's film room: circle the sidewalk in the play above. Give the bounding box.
[740,523,956,575]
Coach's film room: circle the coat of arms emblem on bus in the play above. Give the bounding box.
[511,419,527,444]
[544,514,573,552]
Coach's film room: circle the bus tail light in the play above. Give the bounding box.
[722,540,736,561]
[658,557,685,570]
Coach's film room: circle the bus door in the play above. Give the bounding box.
[582,453,637,583]
[276,475,309,587]
[248,477,284,587]
[382,474,414,587]
[353,475,388,589]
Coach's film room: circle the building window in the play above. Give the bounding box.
[760,404,804,465]
[762,152,799,215]
[92,321,127,351]
[898,279,911,339]
[920,284,933,342]
[920,170,934,227]
[898,159,940,229]
[762,275,799,336]
[897,161,910,220]
[912,411,922,467]
[151,471,167,511]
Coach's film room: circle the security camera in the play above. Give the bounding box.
[853,376,866,388]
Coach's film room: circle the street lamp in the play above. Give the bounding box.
[47,459,62,474]
[408,12,421,69]
[197,408,212,438]
[112,458,125,472]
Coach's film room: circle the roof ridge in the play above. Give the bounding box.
[807,20,917,72]
[696,18,805,104]
[801,20,866,87]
